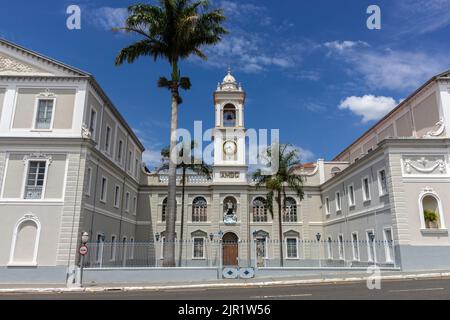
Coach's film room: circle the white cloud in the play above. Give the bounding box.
[324,40,369,51]
[339,95,398,123]
[395,0,450,35]
[325,42,447,91]
[296,146,316,162]
[142,148,164,170]
[89,7,127,31]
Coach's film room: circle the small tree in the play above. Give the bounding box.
[158,141,212,266]
[424,209,438,228]
[253,144,305,267]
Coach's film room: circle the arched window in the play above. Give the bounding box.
[192,197,207,222]
[283,197,297,222]
[419,192,444,229]
[9,215,41,266]
[223,196,238,224]
[252,197,267,222]
[162,197,177,222]
[331,167,341,177]
[223,104,236,127]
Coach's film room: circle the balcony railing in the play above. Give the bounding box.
[158,174,211,184]
[24,186,43,199]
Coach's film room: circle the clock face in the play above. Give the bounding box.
[223,141,237,155]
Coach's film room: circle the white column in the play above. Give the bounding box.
[438,83,450,138]
[0,86,16,132]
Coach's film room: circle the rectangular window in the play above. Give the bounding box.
[327,237,333,259]
[85,167,92,196]
[118,140,123,163]
[125,192,130,212]
[193,238,205,258]
[336,192,341,212]
[89,109,97,138]
[100,177,107,202]
[110,235,116,261]
[384,228,393,263]
[348,185,355,207]
[96,234,104,263]
[128,151,132,171]
[378,169,387,196]
[135,158,139,177]
[129,238,135,259]
[24,161,46,199]
[133,196,137,215]
[352,233,359,261]
[325,197,330,215]
[338,234,344,260]
[122,237,127,262]
[367,230,375,262]
[105,126,111,153]
[35,99,54,129]
[362,177,371,201]
[114,185,120,208]
[286,238,298,258]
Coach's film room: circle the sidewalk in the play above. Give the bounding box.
[1,270,450,294]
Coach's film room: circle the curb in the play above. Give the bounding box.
[2,272,450,294]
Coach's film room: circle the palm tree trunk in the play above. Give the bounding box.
[278,190,284,267]
[163,63,180,267]
[178,166,186,267]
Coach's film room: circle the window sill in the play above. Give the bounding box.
[30,129,53,132]
[349,205,355,210]
[379,193,388,198]
[336,210,342,215]
[285,257,300,260]
[420,228,448,235]
[7,263,37,267]
[363,199,372,204]
[192,258,206,260]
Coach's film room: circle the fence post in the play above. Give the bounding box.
[253,238,257,270]
[219,239,223,277]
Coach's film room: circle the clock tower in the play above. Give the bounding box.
[212,68,247,183]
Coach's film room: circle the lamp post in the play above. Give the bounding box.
[218,230,224,277]
[209,233,214,267]
[155,232,160,267]
[316,233,321,268]
[370,233,376,266]
[79,232,89,287]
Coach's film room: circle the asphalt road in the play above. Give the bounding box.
[2,277,450,300]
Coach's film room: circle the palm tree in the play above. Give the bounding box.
[115,1,227,266]
[252,144,305,267]
[158,141,212,266]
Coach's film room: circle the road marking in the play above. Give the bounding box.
[389,287,444,293]
[251,293,313,299]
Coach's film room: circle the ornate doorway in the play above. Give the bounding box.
[222,232,238,266]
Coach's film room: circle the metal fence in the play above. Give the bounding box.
[82,239,398,269]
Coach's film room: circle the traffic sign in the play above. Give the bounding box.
[79,245,88,256]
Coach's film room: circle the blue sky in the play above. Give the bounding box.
[2,0,450,169]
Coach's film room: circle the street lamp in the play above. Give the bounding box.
[369,233,376,266]
[209,233,214,241]
[79,232,89,287]
[315,232,321,268]
[155,232,160,242]
[316,233,321,242]
[81,232,89,245]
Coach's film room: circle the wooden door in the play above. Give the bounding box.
[222,233,238,266]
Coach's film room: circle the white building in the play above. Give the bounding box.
[1,39,450,284]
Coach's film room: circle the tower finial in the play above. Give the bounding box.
[227,65,231,75]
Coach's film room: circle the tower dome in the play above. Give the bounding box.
[218,67,241,91]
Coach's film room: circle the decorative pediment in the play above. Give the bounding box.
[0,39,89,77]
[23,153,53,165]
[0,53,52,76]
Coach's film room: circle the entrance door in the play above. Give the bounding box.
[256,238,266,267]
[222,232,238,266]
